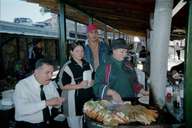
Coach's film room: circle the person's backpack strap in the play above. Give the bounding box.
[101,64,111,99]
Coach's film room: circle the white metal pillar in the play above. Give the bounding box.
[150,0,173,108]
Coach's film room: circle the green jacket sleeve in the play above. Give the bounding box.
[93,64,109,99]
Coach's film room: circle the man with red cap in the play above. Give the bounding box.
[84,24,109,70]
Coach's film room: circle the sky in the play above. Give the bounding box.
[0,0,52,23]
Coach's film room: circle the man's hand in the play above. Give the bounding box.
[46,97,64,106]
[107,89,123,104]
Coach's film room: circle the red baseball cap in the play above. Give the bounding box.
[87,24,97,32]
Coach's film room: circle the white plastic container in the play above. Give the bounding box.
[1,89,14,106]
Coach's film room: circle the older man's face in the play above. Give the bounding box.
[34,64,54,85]
[112,48,128,61]
[88,29,99,42]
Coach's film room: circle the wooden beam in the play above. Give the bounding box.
[79,5,149,21]
[73,0,154,13]
[172,0,187,17]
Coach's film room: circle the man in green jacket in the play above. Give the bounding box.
[93,38,148,103]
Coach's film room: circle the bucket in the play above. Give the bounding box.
[1,90,14,106]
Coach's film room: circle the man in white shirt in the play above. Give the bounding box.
[14,59,64,128]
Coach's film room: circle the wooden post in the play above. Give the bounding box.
[185,0,192,127]
[58,0,67,66]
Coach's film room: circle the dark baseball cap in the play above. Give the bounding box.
[111,38,128,49]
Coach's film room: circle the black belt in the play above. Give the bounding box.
[16,121,48,128]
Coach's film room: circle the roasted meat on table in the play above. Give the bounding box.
[83,100,158,126]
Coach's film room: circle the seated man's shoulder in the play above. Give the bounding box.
[16,75,33,86]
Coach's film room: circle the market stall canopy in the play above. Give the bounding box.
[26,0,187,38]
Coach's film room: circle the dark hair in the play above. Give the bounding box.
[69,41,84,51]
[141,46,146,50]
[35,58,54,69]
